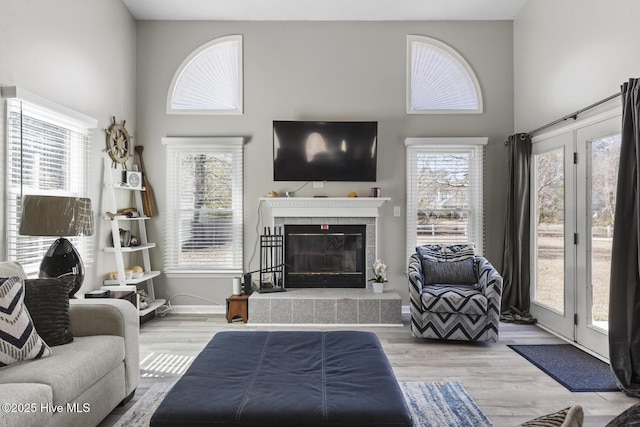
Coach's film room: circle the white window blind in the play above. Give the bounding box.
[3,87,96,276]
[163,137,244,274]
[407,35,483,114]
[167,35,243,114]
[405,137,487,261]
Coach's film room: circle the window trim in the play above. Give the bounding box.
[166,35,244,115]
[162,136,244,275]
[406,35,483,114]
[405,137,487,262]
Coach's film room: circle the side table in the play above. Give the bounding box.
[226,294,249,323]
[84,290,138,309]
[84,291,138,310]
[84,290,149,322]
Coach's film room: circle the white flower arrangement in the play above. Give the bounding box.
[369,259,388,283]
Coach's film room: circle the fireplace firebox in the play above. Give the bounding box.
[284,224,366,288]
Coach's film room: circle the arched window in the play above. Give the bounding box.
[167,35,243,114]
[407,35,482,114]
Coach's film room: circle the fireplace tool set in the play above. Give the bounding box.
[257,226,285,293]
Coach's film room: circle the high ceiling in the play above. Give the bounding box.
[121,0,528,21]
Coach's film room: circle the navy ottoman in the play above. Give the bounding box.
[151,331,412,426]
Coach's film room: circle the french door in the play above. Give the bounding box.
[530,112,621,358]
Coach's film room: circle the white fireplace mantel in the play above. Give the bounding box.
[260,197,390,218]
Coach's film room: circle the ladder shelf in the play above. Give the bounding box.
[102,157,165,320]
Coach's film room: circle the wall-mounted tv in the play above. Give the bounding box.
[273,120,377,182]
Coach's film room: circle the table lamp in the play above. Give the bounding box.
[19,195,94,298]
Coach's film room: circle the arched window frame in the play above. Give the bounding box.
[167,35,243,115]
[406,35,483,114]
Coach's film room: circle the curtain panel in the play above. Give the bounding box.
[609,78,640,397]
[500,134,534,322]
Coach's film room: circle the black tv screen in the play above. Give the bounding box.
[273,121,377,182]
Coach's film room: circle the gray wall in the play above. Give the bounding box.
[0,0,137,294]
[3,0,636,310]
[136,20,514,307]
[514,0,640,132]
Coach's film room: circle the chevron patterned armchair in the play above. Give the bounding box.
[408,244,503,342]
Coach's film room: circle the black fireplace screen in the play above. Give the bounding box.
[284,224,366,288]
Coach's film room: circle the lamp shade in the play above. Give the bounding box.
[19,195,94,237]
[19,195,94,298]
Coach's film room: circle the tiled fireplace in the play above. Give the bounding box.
[264,196,388,283]
[249,197,402,325]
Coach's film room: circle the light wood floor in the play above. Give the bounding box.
[99,314,638,427]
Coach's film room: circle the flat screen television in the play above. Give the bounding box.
[273,120,377,182]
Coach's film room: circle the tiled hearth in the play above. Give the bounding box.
[249,289,402,325]
[253,197,399,325]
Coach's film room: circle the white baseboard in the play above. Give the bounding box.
[169,305,226,315]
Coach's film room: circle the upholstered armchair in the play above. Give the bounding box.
[408,244,503,342]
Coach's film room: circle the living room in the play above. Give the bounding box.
[2,0,640,426]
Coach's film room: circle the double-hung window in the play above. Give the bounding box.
[405,137,486,260]
[163,137,244,274]
[3,87,96,276]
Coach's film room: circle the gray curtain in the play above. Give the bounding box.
[500,133,535,323]
[609,78,640,397]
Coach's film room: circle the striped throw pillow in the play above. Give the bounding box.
[416,244,476,262]
[518,405,584,427]
[0,276,52,367]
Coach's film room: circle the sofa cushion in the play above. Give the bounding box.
[416,244,476,262]
[0,335,125,406]
[0,383,52,427]
[24,276,74,346]
[422,258,477,286]
[0,276,52,367]
[0,262,27,280]
[421,284,488,315]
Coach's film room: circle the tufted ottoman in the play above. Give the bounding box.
[150,330,412,426]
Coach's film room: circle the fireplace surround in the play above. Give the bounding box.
[261,197,389,286]
[254,197,399,324]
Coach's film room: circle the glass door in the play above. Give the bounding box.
[575,116,621,358]
[530,112,621,359]
[530,131,576,339]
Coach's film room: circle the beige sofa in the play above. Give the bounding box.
[0,262,139,427]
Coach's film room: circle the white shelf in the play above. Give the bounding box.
[105,215,151,221]
[140,299,166,317]
[102,271,161,286]
[260,197,390,218]
[109,182,147,191]
[104,243,156,253]
[101,284,138,292]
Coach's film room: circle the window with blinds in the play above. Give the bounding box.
[3,88,96,276]
[163,137,244,274]
[405,137,486,260]
[407,35,483,114]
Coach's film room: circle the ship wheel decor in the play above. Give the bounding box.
[105,116,131,168]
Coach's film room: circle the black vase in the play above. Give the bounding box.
[39,237,85,298]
